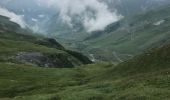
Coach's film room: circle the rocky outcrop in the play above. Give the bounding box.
[15,52,78,68]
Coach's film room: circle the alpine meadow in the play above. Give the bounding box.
[0,0,170,100]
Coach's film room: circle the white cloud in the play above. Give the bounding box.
[40,0,123,32]
[38,14,45,18]
[31,18,38,22]
[0,7,27,28]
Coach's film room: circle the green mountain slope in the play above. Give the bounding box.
[0,34,170,100]
[83,5,170,62]
[0,15,92,68]
[58,5,170,62]
[0,6,170,100]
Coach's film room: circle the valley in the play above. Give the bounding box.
[53,4,170,62]
[0,0,170,100]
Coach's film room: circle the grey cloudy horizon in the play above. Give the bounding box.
[0,0,123,32]
[39,0,123,32]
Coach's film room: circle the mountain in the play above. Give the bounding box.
[58,4,170,62]
[1,0,170,34]
[0,15,92,68]
[0,29,170,100]
[0,1,170,100]
[46,0,170,35]
[105,0,170,16]
[37,1,170,62]
[0,0,56,33]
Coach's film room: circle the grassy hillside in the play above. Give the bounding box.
[0,6,170,100]
[0,15,92,68]
[0,38,170,100]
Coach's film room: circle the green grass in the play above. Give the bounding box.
[0,43,170,100]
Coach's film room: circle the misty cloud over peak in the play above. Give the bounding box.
[41,0,123,32]
[0,7,27,28]
[1,0,168,33]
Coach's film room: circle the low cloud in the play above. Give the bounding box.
[41,0,123,32]
[0,7,27,28]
